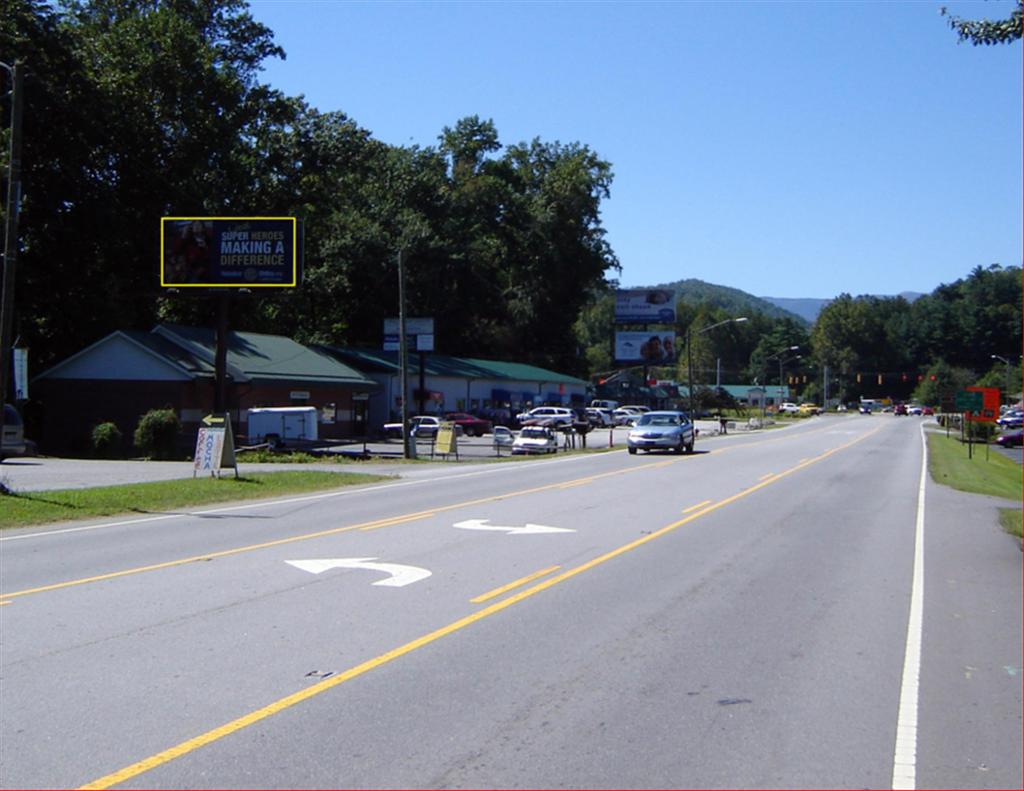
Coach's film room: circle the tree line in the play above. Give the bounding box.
[2,0,1019,409]
[2,0,616,379]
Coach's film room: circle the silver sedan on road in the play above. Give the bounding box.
[626,410,695,454]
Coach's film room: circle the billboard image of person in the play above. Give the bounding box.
[161,217,301,288]
[615,332,677,363]
[614,289,676,324]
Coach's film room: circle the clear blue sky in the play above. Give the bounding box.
[248,0,1021,300]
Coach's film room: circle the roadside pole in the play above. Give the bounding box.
[0,61,24,447]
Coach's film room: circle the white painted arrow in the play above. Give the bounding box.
[286,558,431,587]
[453,519,575,535]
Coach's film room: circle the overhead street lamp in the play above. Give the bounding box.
[763,345,799,415]
[686,317,747,417]
[991,354,1016,407]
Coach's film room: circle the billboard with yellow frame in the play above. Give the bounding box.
[161,217,301,288]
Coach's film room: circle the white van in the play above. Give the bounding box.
[590,399,619,411]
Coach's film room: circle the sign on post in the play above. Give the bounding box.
[965,386,1000,422]
[953,390,983,412]
[193,414,238,477]
[161,217,302,288]
[614,331,677,363]
[614,289,676,324]
[434,421,458,458]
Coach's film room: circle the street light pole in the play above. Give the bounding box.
[686,317,747,417]
[764,345,799,412]
[991,355,1010,407]
[0,60,24,451]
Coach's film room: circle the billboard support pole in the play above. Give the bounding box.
[214,292,229,415]
[418,350,426,416]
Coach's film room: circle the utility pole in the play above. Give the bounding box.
[397,249,414,459]
[0,60,24,447]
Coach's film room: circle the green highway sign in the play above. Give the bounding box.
[954,390,983,412]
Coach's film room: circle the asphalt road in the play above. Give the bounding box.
[1,415,1020,789]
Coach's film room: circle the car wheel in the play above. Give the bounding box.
[628,446,637,455]
[685,441,694,454]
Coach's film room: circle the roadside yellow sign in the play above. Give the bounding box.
[435,422,458,456]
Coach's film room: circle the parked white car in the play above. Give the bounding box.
[778,402,800,415]
[382,415,463,440]
[512,425,559,454]
[612,407,642,426]
[515,406,574,426]
[585,407,615,426]
[492,425,514,449]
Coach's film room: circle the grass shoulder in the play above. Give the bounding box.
[925,429,1022,540]
[0,470,393,530]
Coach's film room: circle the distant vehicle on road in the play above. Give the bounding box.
[894,403,908,416]
[627,410,695,455]
[778,402,800,415]
[799,403,821,416]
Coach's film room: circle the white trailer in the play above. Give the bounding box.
[246,406,319,444]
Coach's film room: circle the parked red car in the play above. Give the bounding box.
[443,412,492,437]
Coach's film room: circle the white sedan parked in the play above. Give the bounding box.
[511,425,559,454]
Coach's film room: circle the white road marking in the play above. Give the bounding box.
[891,424,928,789]
[285,558,431,587]
[453,518,574,535]
[1,452,616,542]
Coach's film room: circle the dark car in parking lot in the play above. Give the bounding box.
[444,412,492,437]
[995,429,1023,448]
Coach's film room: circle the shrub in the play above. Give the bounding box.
[133,408,181,460]
[91,422,123,458]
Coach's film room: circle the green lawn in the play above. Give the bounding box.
[0,470,392,530]
[926,430,1022,540]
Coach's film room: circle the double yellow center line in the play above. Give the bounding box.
[78,426,880,789]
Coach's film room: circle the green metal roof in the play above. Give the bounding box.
[156,325,378,387]
[320,347,587,385]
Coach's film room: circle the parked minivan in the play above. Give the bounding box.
[1,404,26,461]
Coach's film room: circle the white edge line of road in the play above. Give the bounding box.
[0,446,627,542]
[891,423,927,789]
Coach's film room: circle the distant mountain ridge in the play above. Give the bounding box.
[759,292,925,323]
[645,278,925,325]
[651,278,809,325]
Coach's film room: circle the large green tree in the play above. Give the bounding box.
[3,0,296,370]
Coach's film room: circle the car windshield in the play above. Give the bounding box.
[520,428,549,438]
[638,414,679,427]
